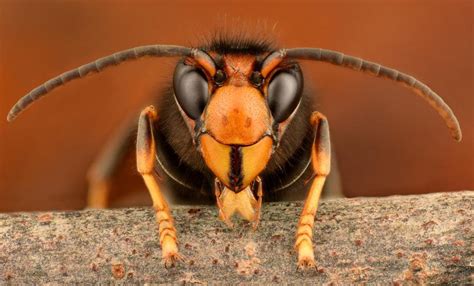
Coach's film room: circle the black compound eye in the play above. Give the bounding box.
[173,62,209,120]
[267,67,303,123]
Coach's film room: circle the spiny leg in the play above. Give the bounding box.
[136,105,180,267]
[86,116,136,208]
[295,111,331,269]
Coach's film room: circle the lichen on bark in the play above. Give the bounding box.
[0,191,472,284]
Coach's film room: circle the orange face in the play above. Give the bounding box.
[173,51,303,193]
[198,55,274,191]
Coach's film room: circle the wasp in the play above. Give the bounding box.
[7,36,461,268]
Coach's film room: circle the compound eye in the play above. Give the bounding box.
[173,62,209,120]
[267,68,303,123]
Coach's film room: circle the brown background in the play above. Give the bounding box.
[0,0,472,212]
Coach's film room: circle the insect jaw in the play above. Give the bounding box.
[214,177,261,223]
[198,133,273,193]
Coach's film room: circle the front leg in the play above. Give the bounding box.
[136,105,181,267]
[295,111,331,269]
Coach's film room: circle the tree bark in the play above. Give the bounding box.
[0,191,472,284]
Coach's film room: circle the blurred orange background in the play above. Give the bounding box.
[0,0,472,212]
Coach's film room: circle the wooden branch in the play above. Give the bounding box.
[0,191,472,284]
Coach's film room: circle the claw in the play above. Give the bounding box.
[160,235,181,268]
[297,255,317,270]
[162,252,183,268]
[296,237,318,271]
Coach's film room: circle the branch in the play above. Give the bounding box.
[0,191,472,284]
